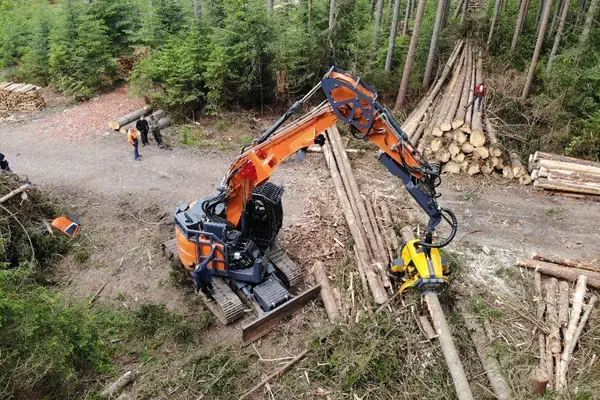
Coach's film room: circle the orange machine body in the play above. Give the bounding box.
[175,228,227,272]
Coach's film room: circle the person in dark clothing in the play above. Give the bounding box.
[148,114,163,147]
[136,118,150,146]
[0,153,11,172]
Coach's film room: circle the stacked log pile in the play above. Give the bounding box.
[403,41,519,180]
[517,255,598,394]
[528,151,600,197]
[0,82,46,112]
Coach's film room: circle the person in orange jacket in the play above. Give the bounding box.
[127,128,142,161]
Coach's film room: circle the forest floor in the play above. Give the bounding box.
[1,88,599,399]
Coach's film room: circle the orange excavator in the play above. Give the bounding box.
[163,67,457,343]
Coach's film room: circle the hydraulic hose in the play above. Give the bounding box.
[418,208,458,249]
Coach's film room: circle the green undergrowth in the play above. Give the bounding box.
[0,174,215,399]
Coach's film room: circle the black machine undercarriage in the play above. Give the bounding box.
[163,182,319,343]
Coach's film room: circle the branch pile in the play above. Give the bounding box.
[528,151,600,197]
[404,41,518,180]
[0,82,45,112]
[517,255,598,394]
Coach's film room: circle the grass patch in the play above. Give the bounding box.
[542,207,567,220]
[470,295,504,319]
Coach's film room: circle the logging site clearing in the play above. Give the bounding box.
[2,80,600,399]
[1,0,600,397]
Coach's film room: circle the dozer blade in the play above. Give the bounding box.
[241,284,321,345]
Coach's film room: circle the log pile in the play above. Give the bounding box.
[322,126,391,311]
[402,41,518,180]
[528,151,600,197]
[517,255,598,394]
[0,82,45,112]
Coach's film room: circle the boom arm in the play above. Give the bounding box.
[212,67,456,247]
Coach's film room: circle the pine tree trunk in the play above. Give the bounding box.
[395,0,427,110]
[454,0,465,18]
[547,0,569,71]
[511,0,530,51]
[329,0,337,29]
[549,0,564,38]
[487,0,502,49]
[461,0,468,24]
[403,0,412,34]
[580,0,600,48]
[374,0,385,48]
[308,0,313,24]
[536,0,546,36]
[522,0,553,99]
[386,0,403,71]
[442,0,451,28]
[423,0,446,89]
[268,0,275,11]
[194,0,202,20]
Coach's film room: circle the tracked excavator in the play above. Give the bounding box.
[163,67,457,343]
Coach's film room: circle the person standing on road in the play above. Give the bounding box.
[147,114,163,147]
[0,153,11,172]
[127,128,142,161]
[136,117,150,146]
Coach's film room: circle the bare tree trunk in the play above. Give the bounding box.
[267,0,274,11]
[308,0,312,24]
[329,0,337,29]
[423,0,446,89]
[193,0,201,20]
[522,0,553,99]
[511,0,530,51]
[395,0,427,110]
[374,0,385,48]
[386,0,403,71]
[536,0,546,36]
[487,0,502,49]
[403,0,412,34]
[461,0,468,24]
[547,0,569,71]
[454,0,465,17]
[580,0,600,48]
[441,0,450,28]
[548,0,564,38]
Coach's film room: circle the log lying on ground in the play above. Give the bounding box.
[108,105,153,130]
[322,141,388,304]
[426,294,475,400]
[533,151,600,168]
[530,368,549,396]
[403,226,474,400]
[533,253,600,274]
[462,50,476,134]
[119,109,166,134]
[544,278,559,387]
[534,177,600,196]
[469,51,484,141]
[100,371,135,398]
[510,152,527,178]
[517,259,600,289]
[0,183,30,204]
[557,275,588,391]
[312,261,340,323]
[534,272,546,373]
[462,308,513,400]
